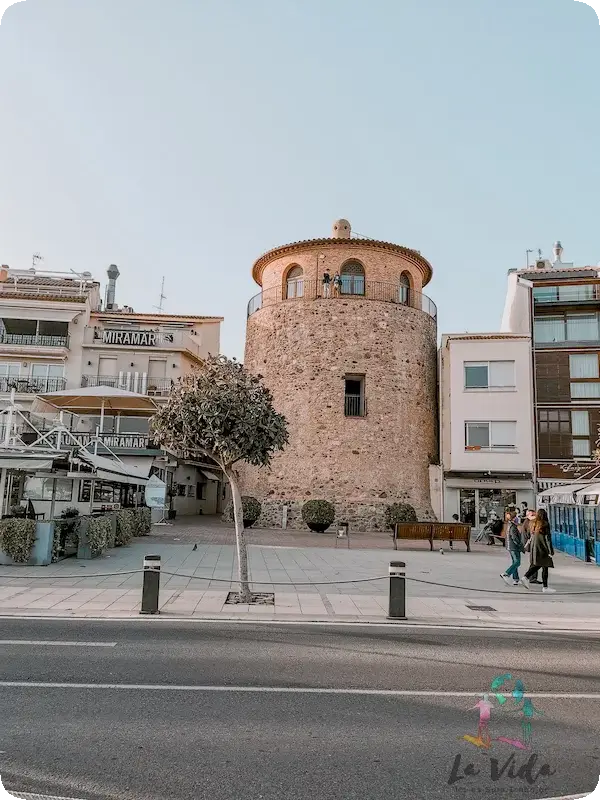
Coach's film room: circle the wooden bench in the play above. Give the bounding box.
[393,522,471,552]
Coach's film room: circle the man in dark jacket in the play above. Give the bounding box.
[501,510,526,586]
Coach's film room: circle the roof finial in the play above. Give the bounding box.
[332,219,351,239]
[552,241,563,264]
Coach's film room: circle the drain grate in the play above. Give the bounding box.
[466,604,497,612]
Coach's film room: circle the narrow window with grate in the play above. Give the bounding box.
[344,375,366,417]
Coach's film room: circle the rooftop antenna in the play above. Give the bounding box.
[154,276,166,313]
[526,249,534,268]
[32,252,43,270]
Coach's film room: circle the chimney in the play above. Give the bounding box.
[105,264,120,310]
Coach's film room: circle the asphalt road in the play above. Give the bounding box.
[1,619,599,800]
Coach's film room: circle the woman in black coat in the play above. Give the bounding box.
[524,508,555,593]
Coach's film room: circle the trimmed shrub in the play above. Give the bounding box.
[0,517,36,563]
[115,510,135,546]
[302,499,335,533]
[85,516,111,557]
[384,503,418,530]
[223,496,262,528]
[130,507,152,536]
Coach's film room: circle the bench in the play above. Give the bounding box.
[393,522,471,552]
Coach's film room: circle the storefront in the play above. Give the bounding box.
[443,473,534,526]
[539,482,600,564]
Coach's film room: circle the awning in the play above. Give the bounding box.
[537,482,593,505]
[201,469,221,482]
[575,483,600,505]
[0,456,54,470]
[33,386,158,415]
[74,450,149,485]
[1,306,82,322]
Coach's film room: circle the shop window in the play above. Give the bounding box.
[177,484,186,497]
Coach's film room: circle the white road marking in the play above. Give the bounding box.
[6,794,86,800]
[0,641,116,648]
[0,682,599,699]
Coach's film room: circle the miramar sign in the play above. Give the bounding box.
[98,329,174,347]
[62,433,156,450]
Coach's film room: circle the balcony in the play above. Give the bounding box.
[247,280,437,321]
[0,376,67,394]
[533,285,600,305]
[81,375,174,397]
[0,333,69,348]
[344,394,367,417]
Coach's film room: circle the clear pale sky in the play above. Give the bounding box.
[0,0,598,358]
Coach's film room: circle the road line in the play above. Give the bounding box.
[6,793,86,800]
[0,641,116,647]
[0,682,599,698]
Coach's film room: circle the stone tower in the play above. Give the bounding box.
[241,219,438,530]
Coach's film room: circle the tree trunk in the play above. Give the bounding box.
[224,467,251,603]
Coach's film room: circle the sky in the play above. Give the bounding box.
[0,0,598,359]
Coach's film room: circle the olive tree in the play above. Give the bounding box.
[151,355,288,602]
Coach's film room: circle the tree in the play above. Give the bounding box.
[151,355,288,602]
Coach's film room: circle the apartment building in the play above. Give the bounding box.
[502,242,600,491]
[0,263,224,516]
[439,333,535,525]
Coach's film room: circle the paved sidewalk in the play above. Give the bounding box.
[0,538,599,630]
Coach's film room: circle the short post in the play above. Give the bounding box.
[388,560,406,620]
[335,521,350,548]
[140,554,161,615]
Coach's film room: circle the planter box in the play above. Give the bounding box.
[76,517,102,560]
[0,521,55,567]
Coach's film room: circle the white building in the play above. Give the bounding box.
[438,333,535,525]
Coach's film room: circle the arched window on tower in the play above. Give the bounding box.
[286,266,304,299]
[399,272,412,305]
[340,261,365,296]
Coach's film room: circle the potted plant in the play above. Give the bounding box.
[302,499,335,533]
[224,496,262,529]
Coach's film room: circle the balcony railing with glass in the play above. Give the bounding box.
[81,375,174,397]
[0,376,67,394]
[533,285,600,304]
[0,333,70,348]
[534,314,600,346]
[247,280,437,321]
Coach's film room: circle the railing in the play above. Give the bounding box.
[0,376,67,394]
[81,375,174,397]
[247,280,437,320]
[533,285,600,304]
[0,283,91,299]
[0,333,69,348]
[534,316,600,346]
[344,394,366,418]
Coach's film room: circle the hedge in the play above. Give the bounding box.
[0,518,37,563]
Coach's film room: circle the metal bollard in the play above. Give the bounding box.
[140,554,161,615]
[388,560,406,620]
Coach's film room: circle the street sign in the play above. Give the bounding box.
[145,474,167,508]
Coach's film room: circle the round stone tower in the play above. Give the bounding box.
[240,219,438,531]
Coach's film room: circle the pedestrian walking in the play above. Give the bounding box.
[500,510,525,586]
[322,268,332,298]
[524,508,556,593]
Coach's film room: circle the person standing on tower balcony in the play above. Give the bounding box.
[322,268,331,298]
[333,271,342,297]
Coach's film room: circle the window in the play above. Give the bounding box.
[186,484,195,497]
[566,314,599,341]
[286,266,304,299]
[399,273,411,304]
[23,477,73,501]
[464,361,515,389]
[573,439,591,457]
[197,482,207,500]
[344,375,366,417]
[533,285,596,303]
[571,382,600,399]
[177,484,186,497]
[571,410,590,436]
[340,261,365,296]
[534,316,565,343]
[0,362,21,379]
[465,421,517,450]
[539,409,570,434]
[569,354,599,379]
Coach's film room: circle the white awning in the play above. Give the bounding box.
[0,456,54,470]
[0,306,81,322]
[201,469,221,482]
[575,483,600,505]
[74,450,149,485]
[537,482,592,505]
[117,456,153,478]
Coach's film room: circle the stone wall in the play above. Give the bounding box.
[239,295,438,530]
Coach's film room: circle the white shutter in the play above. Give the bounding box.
[571,383,600,399]
[569,354,599,379]
[490,421,516,448]
[489,361,515,387]
[571,410,590,436]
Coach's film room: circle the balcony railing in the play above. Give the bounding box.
[0,376,67,394]
[533,285,600,304]
[344,394,367,418]
[0,333,69,348]
[81,375,174,397]
[247,280,437,321]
